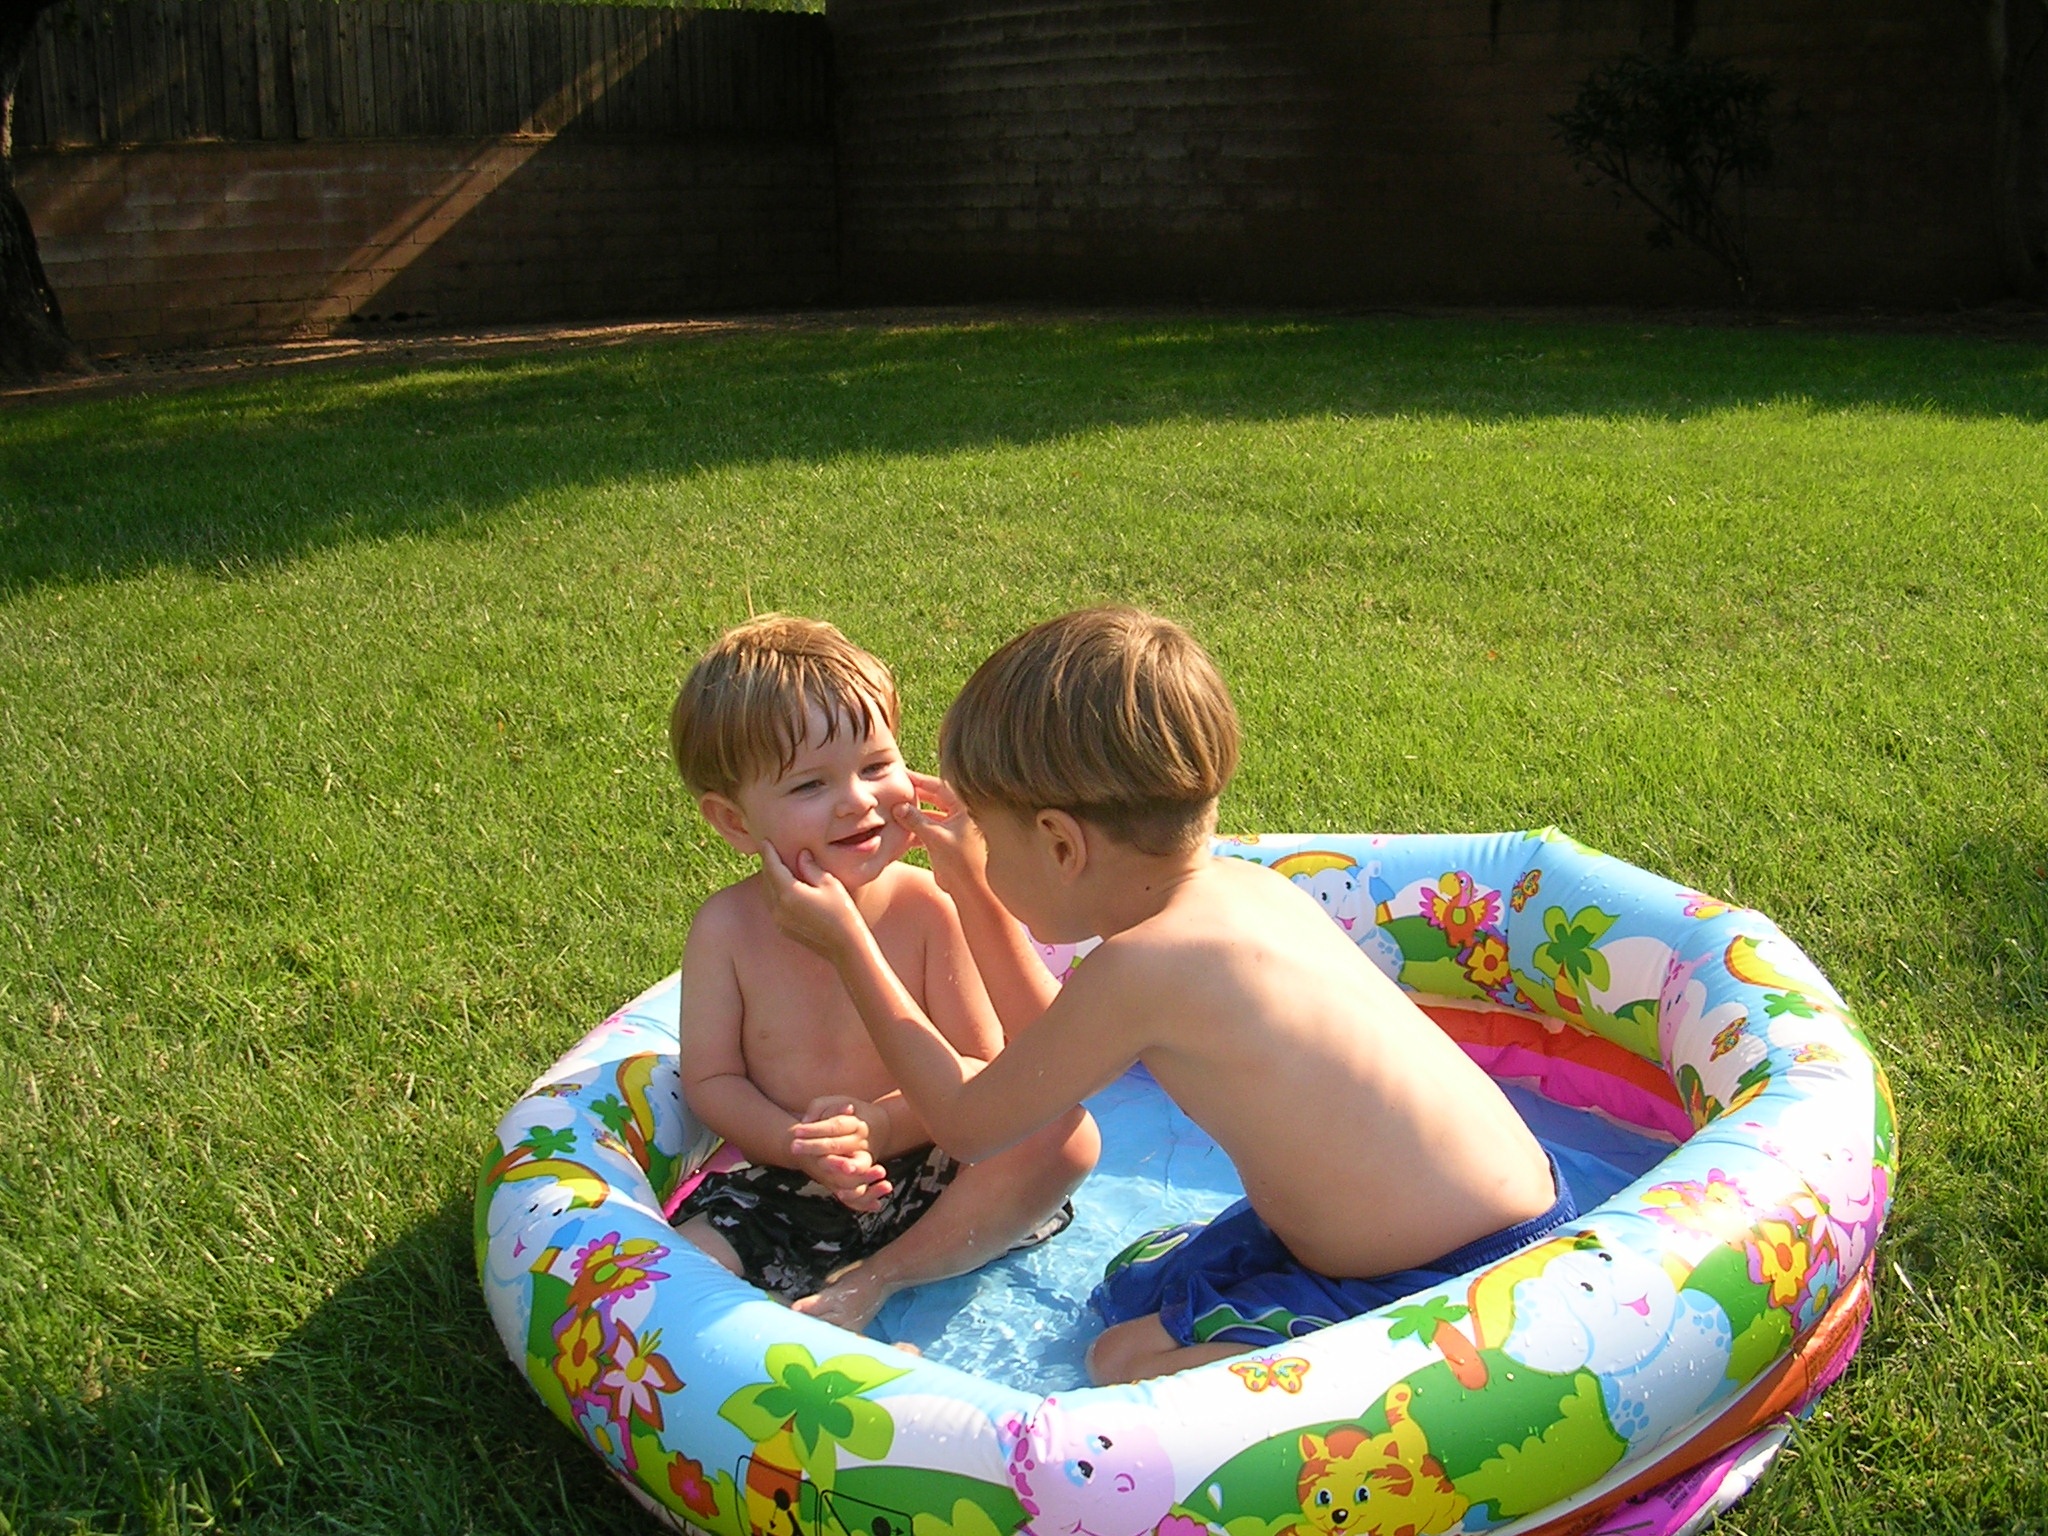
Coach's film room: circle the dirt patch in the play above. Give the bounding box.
[6,303,2045,407]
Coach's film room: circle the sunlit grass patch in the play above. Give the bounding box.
[2,315,2044,1533]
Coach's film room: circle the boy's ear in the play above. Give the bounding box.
[1035,808,1090,882]
[698,792,759,854]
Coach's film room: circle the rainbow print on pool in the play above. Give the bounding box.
[476,828,1891,1536]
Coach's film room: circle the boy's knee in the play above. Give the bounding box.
[1085,1316,1167,1386]
[1035,1106,1101,1185]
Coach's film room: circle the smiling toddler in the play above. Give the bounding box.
[666,614,1098,1331]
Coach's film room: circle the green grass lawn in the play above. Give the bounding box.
[1,315,2043,1534]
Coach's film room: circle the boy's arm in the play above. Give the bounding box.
[898,772,1059,1035]
[763,844,1141,1162]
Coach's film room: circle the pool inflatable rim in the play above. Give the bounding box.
[476,826,1891,1536]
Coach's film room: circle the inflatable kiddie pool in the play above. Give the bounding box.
[477,828,1892,1536]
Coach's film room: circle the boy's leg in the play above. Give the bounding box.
[794,1107,1100,1332]
[674,1213,746,1276]
[1085,1314,1250,1384]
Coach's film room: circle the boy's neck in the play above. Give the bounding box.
[1087,841,1211,938]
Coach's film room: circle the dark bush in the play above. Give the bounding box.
[1555,51,1774,302]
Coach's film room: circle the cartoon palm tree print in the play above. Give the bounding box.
[721,1344,909,1533]
[1532,905,1616,1018]
[1385,1297,1489,1390]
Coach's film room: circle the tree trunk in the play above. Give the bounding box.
[1988,0,2048,300]
[1,0,87,384]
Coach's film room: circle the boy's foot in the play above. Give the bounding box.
[792,1261,899,1334]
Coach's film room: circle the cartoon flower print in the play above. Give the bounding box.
[1642,1171,1753,1242]
[1462,934,1513,992]
[1791,1040,1842,1066]
[1794,1238,1843,1332]
[668,1454,720,1519]
[1747,1218,1810,1309]
[600,1321,684,1429]
[1510,869,1542,913]
[1710,1017,1748,1060]
[575,1397,632,1472]
[554,1307,607,1398]
[1426,872,1501,950]
[571,1232,670,1304]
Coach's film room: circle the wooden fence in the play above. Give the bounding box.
[13,0,832,149]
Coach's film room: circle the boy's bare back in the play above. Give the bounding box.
[1040,855,1552,1279]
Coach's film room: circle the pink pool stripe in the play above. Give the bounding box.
[1423,1004,1694,1142]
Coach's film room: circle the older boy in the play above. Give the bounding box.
[669,614,1098,1333]
[764,607,1573,1381]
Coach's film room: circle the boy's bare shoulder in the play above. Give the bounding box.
[685,877,768,954]
[863,861,956,930]
[1088,856,1322,983]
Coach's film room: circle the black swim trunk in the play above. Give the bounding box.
[670,1144,1074,1300]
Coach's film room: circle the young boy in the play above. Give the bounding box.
[668,614,1099,1333]
[761,606,1574,1382]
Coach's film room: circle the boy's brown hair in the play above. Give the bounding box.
[671,615,899,798]
[939,607,1239,855]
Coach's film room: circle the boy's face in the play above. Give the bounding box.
[707,702,916,890]
[976,805,1081,943]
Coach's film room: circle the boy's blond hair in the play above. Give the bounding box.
[671,615,900,798]
[940,607,1239,855]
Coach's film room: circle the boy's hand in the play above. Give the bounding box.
[896,771,988,895]
[791,1095,893,1211]
[759,842,867,960]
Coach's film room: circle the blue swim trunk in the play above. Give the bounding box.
[1090,1153,1579,1347]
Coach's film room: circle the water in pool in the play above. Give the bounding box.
[869,1064,1672,1394]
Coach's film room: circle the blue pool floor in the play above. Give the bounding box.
[869,1066,1671,1394]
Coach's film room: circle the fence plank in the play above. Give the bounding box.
[137,0,165,142]
[458,2,481,135]
[404,0,425,137]
[186,0,214,138]
[215,0,248,139]
[32,12,62,147]
[591,4,610,134]
[643,9,669,139]
[16,30,44,148]
[252,0,278,138]
[359,0,379,137]
[486,1,509,133]
[160,0,190,140]
[563,3,584,134]
[107,0,131,141]
[507,2,527,133]
[427,0,449,135]
[87,1,111,143]
[286,0,312,137]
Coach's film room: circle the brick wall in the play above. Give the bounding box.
[19,135,837,353]
[830,0,2000,308]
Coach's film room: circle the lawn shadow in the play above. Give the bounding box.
[5,1192,650,1536]
[3,315,2046,597]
